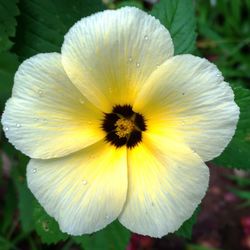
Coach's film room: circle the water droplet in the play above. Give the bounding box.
[38,90,43,97]
[128,57,133,62]
[16,123,21,128]
[181,121,185,125]
[4,127,9,132]
[105,215,110,219]
[136,62,140,68]
[32,168,37,173]
[144,35,149,40]
[82,180,88,185]
[79,98,85,104]
[42,221,49,231]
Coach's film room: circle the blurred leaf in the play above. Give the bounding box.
[187,243,222,250]
[0,182,17,234]
[230,188,250,200]
[0,0,19,52]
[14,0,105,60]
[74,221,131,250]
[214,86,250,169]
[151,0,196,54]
[0,52,19,110]
[175,206,200,239]
[0,235,18,250]
[33,202,68,244]
[226,174,250,188]
[14,174,35,232]
[116,0,144,9]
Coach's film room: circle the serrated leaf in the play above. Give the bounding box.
[0,0,19,52]
[33,202,68,244]
[175,207,200,239]
[213,86,250,169]
[74,221,131,250]
[151,0,196,55]
[14,0,105,60]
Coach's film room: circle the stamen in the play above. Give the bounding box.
[115,118,135,138]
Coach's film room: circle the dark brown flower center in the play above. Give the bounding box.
[101,104,147,148]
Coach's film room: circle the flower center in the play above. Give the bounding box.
[115,118,135,138]
[101,104,147,148]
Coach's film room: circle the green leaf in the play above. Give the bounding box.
[33,202,68,244]
[74,221,131,250]
[175,207,200,239]
[14,0,105,60]
[10,153,34,233]
[213,86,250,169]
[116,0,144,9]
[230,188,250,200]
[14,171,35,233]
[0,51,19,110]
[0,0,19,52]
[151,0,196,54]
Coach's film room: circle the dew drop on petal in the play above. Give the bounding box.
[32,168,37,173]
[38,90,43,97]
[128,57,133,63]
[16,123,21,128]
[181,121,185,125]
[4,127,9,132]
[105,215,110,219]
[108,87,113,94]
[144,35,149,40]
[136,63,140,68]
[79,98,85,104]
[82,180,88,185]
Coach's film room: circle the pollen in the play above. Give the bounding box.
[115,118,135,138]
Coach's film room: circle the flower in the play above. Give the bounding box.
[1,7,239,238]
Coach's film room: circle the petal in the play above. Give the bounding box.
[27,140,127,235]
[61,7,173,112]
[134,55,239,162]
[2,53,105,159]
[119,133,209,237]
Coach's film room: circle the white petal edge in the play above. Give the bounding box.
[133,55,240,162]
[61,7,174,112]
[119,133,209,237]
[27,140,127,235]
[1,53,105,159]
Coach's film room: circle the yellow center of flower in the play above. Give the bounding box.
[115,118,135,138]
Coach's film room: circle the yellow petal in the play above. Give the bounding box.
[61,7,173,112]
[119,133,209,237]
[27,140,127,235]
[134,55,239,162]
[1,53,105,159]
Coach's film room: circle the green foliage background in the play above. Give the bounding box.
[0,0,250,249]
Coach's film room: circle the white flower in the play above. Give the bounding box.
[1,7,239,237]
